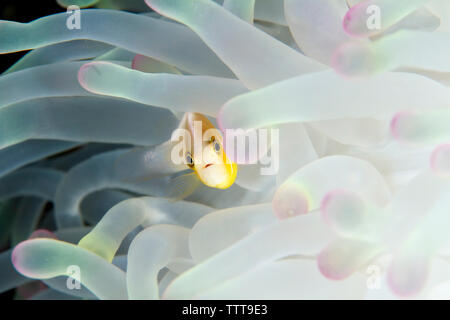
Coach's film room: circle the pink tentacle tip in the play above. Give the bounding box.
[29,229,58,240]
[342,2,372,38]
[430,143,450,176]
[320,190,349,225]
[330,43,361,79]
[320,189,336,209]
[78,61,109,94]
[387,259,430,297]
[320,193,334,222]
[317,247,349,281]
[131,54,142,70]
[342,10,354,35]
[77,62,95,89]
[272,187,309,221]
[11,241,27,273]
[390,111,413,140]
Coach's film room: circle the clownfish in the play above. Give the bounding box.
[177,112,238,190]
[114,112,238,200]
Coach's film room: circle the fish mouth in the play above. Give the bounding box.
[204,163,214,169]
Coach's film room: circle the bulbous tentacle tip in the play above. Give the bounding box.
[11,238,68,279]
[317,238,382,281]
[430,144,450,177]
[317,245,352,281]
[342,6,356,34]
[331,41,377,78]
[131,55,138,70]
[342,2,369,38]
[272,185,309,220]
[29,229,58,240]
[320,189,367,237]
[11,240,31,276]
[389,110,415,141]
[387,252,431,297]
[77,61,110,93]
[78,62,95,90]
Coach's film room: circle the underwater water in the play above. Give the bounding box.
[1,0,450,300]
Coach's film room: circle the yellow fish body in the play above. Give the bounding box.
[178,112,238,189]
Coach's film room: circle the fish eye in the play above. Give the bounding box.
[186,153,194,167]
[213,141,221,153]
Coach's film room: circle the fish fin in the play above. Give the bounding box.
[166,172,200,202]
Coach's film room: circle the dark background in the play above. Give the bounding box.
[0,0,65,73]
[0,0,64,300]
